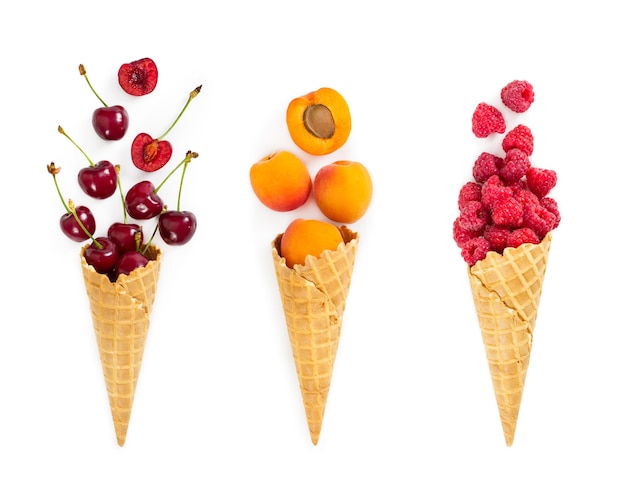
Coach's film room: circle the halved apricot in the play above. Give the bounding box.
[286,87,351,155]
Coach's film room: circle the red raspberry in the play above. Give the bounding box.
[507,227,540,248]
[526,167,557,198]
[453,217,480,247]
[481,175,513,210]
[500,148,531,184]
[492,197,524,227]
[541,197,561,228]
[484,225,511,254]
[502,124,534,156]
[458,200,488,232]
[513,187,540,209]
[461,237,490,266]
[501,80,534,113]
[523,203,557,238]
[472,152,503,183]
[458,181,482,210]
[472,102,506,138]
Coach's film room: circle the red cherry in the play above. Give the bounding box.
[131,133,173,172]
[125,180,164,220]
[113,250,150,280]
[79,64,129,141]
[158,210,197,245]
[107,222,143,254]
[77,160,117,199]
[60,205,96,242]
[92,105,129,141]
[118,58,158,96]
[84,237,119,274]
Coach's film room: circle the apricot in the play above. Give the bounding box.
[249,150,312,212]
[286,87,351,156]
[279,218,344,268]
[313,161,373,224]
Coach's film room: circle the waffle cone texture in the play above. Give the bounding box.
[272,226,358,445]
[467,232,552,446]
[80,244,162,446]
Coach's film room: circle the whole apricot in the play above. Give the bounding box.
[250,151,312,212]
[280,218,344,268]
[286,87,351,156]
[313,161,373,224]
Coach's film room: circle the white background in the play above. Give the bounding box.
[2,1,624,487]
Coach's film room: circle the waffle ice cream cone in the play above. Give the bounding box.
[271,226,358,445]
[467,232,552,446]
[80,243,162,446]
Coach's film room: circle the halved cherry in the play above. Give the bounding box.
[118,58,158,96]
[130,85,201,172]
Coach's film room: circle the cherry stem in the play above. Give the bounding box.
[134,231,143,252]
[154,151,198,194]
[79,64,108,108]
[141,221,160,255]
[68,199,102,249]
[157,85,202,141]
[114,165,129,223]
[58,125,95,167]
[176,151,195,211]
[47,163,72,214]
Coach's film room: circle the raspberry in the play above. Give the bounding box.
[458,200,488,232]
[513,187,540,209]
[507,227,540,248]
[481,175,513,210]
[472,152,503,183]
[461,237,490,266]
[523,203,557,237]
[500,148,531,184]
[502,124,534,156]
[484,225,511,254]
[453,217,480,247]
[501,80,534,113]
[458,181,482,209]
[526,167,557,198]
[541,197,561,228]
[472,102,506,138]
[492,197,524,227]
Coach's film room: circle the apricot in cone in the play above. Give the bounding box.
[80,243,162,446]
[467,233,552,446]
[271,226,358,444]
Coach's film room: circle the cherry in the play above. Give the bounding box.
[157,150,198,245]
[108,222,143,254]
[159,211,197,245]
[79,64,129,141]
[131,85,202,172]
[58,126,117,199]
[78,161,117,199]
[125,181,164,220]
[60,204,96,242]
[118,58,158,96]
[48,163,97,242]
[112,250,150,280]
[125,151,198,220]
[84,237,119,274]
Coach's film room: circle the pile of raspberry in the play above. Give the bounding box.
[454,80,560,266]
